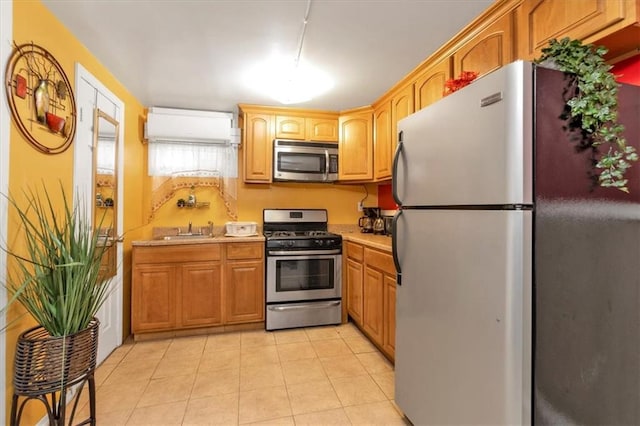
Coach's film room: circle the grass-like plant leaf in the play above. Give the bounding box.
[2,183,113,336]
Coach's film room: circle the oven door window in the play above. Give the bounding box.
[276,258,334,292]
[266,254,342,302]
[278,152,326,174]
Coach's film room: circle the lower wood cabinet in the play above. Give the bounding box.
[225,260,264,324]
[133,264,176,332]
[344,240,396,361]
[383,275,396,357]
[363,266,385,344]
[132,241,264,336]
[346,257,364,324]
[181,262,223,327]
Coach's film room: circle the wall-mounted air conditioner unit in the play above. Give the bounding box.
[145,107,233,143]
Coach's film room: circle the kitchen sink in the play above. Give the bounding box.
[162,234,214,241]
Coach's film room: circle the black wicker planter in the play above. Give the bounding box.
[10,318,99,426]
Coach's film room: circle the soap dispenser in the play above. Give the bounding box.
[187,186,197,206]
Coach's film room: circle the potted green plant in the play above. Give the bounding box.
[536,37,638,192]
[2,183,114,425]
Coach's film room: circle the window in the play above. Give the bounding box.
[147,141,238,178]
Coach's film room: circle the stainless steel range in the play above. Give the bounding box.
[263,209,342,331]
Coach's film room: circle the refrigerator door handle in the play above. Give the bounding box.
[392,209,402,285]
[392,131,403,206]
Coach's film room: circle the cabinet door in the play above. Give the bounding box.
[276,115,306,140]
[414,57,452,111]
[181,262,223,327]
[363,266,385,345]
[338,111,373,181]
[518,0,631,60]
[373,102,392,181]
[383,275,396,360]
[391,85,415,165]
[307,118,339,142]
[132,265,176,332]
[225,260,265,323]
[453,12,514,78]
[346,258,364,325]
[244,113,274,183]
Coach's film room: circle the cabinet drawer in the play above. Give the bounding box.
[134,244,221,264]
[345,242,364,262]
[364,247,395,275]
[226,242,263,260]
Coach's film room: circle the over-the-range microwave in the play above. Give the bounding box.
[273,139,339,183]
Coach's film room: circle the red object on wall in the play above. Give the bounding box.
[613,55,640,86]
[377,183,398,210]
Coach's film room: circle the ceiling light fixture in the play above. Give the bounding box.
[244,0,333,105]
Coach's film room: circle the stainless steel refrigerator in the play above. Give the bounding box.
[392,60,640,425]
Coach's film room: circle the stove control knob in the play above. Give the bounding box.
[287,241,295,248]
[315,239,324,246]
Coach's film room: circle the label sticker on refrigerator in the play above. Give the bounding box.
[480,92,503,107]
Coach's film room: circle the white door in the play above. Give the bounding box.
[74,64,124,364]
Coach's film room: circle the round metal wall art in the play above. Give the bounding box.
[4,42,77,154]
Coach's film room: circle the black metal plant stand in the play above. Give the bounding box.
[10,319,99,426]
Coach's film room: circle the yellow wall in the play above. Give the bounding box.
[145,182,377,229]
[5,1,377,422]
[6,1,146,423]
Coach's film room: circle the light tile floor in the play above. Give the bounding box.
[73,322,409,425]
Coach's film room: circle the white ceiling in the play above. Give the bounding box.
[42,0,493,113]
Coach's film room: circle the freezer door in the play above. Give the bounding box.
[393,60,533,207]
[394,209,532,425]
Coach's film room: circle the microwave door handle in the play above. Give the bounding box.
[324,150,330,181]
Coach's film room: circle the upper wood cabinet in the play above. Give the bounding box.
[391,84,415,160]
[338,108,373,181]
[276,115,305,140]
[276,115,339,142]
[306,117,339,142]
[453,12,515,78]
[242,111,274,183]
[373,101,392,181]
[373,84,414,182]
[240,104,340,183]
[518,0,640,60]
[414,57,452,111]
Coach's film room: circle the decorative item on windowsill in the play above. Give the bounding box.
[444,71,479,96]
[535,37,637,193]
[1,183,116,426]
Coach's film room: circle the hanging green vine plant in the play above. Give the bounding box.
[536,37,637,193]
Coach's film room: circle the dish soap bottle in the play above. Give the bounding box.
[187,186,197,207]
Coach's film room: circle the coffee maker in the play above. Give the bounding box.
[359,207,380,233]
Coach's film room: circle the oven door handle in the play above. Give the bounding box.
[267,249,342,256]
[268,301,341,312]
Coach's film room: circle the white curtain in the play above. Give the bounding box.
[96,137,116,175]
[148,141,238,177]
